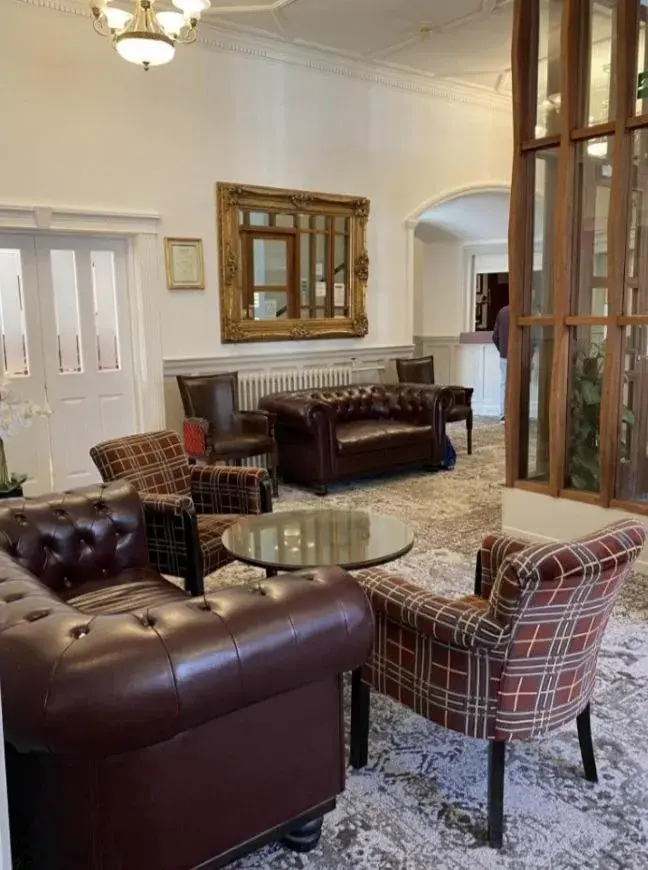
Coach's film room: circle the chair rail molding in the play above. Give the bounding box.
[163,343,415,378]
[0,200,165,433]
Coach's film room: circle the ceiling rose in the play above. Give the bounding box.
[90,0,211,70]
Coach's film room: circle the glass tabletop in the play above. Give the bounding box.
[222,509,414,572]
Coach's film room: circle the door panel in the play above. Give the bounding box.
[36,236,136,491]
[0,235,51,496]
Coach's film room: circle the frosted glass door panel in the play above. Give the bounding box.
[91,250,121,372]
[0,250,29,377]
[0,236,50,496]
[50,249,83,374]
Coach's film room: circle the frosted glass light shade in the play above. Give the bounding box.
[115,32,175,67]
[103,6,133,30]
[156,11,186,38]
[172,0,211,17]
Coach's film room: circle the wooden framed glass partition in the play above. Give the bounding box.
[509,0,648,512]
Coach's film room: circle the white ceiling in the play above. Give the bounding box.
[202,0,514,98]
[417,191,510,242]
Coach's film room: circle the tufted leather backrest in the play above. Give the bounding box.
[177,372,240,436]
[395,356,435,385]
[264,384,437,424]
[90,430,191,496]
[0,482,147,599]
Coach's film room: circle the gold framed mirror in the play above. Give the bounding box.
[216,182,370,343]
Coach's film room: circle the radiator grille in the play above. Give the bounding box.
[237,365,354,411]
[237,365,354,469]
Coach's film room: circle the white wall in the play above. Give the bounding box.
[0,0,512,369]
[417,239,463,337]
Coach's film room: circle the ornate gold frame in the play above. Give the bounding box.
[216,182,370,343]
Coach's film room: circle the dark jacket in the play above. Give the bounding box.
[493,305,510,360]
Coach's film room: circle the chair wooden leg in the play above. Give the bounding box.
[576,703,598,783]
[467,411,473,455]
[474,549,483,597]
[268,449,279,498]
[350,668,370,770]
[487,741,506,848]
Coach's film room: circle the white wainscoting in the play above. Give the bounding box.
[163,344,414,434]
[415,336,501,417]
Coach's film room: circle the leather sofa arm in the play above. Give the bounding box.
[258,396,334,435]
[0,563,373,756]
[356,568,510,652]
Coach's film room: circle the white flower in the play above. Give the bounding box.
[0,378,51,441]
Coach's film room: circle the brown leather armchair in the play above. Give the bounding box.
[395,356,474,454]
[0,482,374,870]
[178,372,279,496]
[260,383,452,495]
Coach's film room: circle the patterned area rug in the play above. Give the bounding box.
[206,420,648,869]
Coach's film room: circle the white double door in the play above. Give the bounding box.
[0,234,136,495]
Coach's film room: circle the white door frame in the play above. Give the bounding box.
[0,202,164,432]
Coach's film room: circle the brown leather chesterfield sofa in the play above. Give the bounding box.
[259,383,453,494]
[0,482,373,870]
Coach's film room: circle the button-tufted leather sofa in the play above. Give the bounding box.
[259,383,453,494]
[0,482,373,870]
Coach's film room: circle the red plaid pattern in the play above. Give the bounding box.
[357,519,645,742]
[90,431,272,589]
[190,465,270,516]
[183,417,209,459]
[91,431,191,496]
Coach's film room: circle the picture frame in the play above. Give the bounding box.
[164,237,205,290]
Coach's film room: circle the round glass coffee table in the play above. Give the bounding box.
[222,509,414,576]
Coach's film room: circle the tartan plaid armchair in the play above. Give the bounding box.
[351,520,646,848]
[90,430,272,596]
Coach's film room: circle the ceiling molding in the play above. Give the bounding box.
[13,0,510,113]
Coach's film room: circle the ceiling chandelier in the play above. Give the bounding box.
[90,0,212,70]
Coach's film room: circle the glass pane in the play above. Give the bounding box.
[91,250,121,372]
[520,326,553,483]
[252,238,288,286]
[585,1,616,127]
[616,324,648,501]
[530,149,559,314]
[274,214,295,228]
[252,290,287,320]
[300,233,311,312]
[0,250,29,377]
[334,216,348,233]
[572,138,613,315]
[50,250,82,374]
[565,326,607,492]
[333,234,347,316]
[627,130,648,313]
[315,234,328,286]
[535,0,563,138]
[249,212,269,227]
[636,2,648,116]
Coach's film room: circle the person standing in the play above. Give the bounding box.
[492,304,509,421]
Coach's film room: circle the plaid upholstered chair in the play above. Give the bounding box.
[350,520,646,848]
[90,430,272,596]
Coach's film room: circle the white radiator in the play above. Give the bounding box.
[238,365,354,411]
[237,365,354,469]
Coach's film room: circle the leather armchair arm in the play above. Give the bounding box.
[258,396,334,435]
[357,568,510,652]
[190,464,271,515]
[239,409,275,437]
[478,533,529,600]
[0,564,373,756]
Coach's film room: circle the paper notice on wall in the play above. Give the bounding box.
[334,283,346,306]
[315,281,327,298]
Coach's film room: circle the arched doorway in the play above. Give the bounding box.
[404,184,510,416]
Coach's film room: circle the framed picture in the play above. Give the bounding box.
[164,237,205,290]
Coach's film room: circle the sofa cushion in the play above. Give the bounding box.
[67,567,187,615]
[335,420,433,455]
